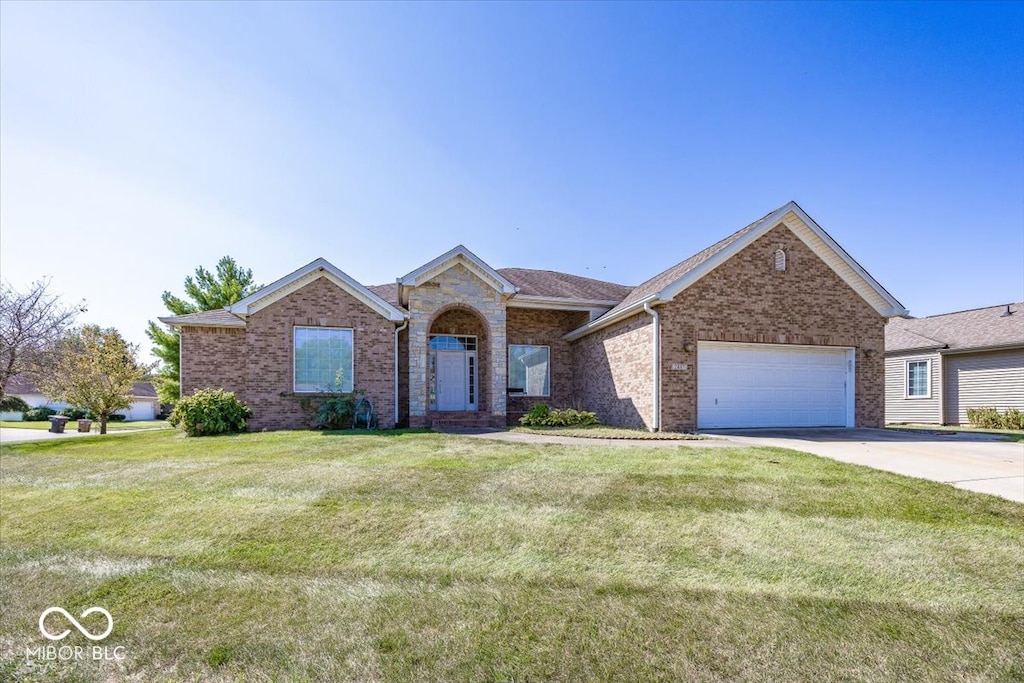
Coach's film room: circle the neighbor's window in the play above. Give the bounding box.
[294,327,354,393]
[508,345,550,397]
[906,359,930,398]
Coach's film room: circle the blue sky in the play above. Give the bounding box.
[2,1,1022,360]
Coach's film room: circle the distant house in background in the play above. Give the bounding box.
[885,303,1024,425]
[0,376,160,421]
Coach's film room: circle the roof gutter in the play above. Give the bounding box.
[563,295,660,341]
[644,302,661,432]
[394,319,409,428]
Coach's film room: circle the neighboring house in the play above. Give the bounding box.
[161,201,907,432]
[0,376,160,421]
[885,303,1024,425]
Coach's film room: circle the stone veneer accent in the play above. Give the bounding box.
[506,308,589,425]
[406,263,507,427]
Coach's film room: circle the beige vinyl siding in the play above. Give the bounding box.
[943,349,1024,424]
[885,351,942,423]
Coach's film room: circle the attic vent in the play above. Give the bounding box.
[1001,305,1014,317]
[774,249,787,272]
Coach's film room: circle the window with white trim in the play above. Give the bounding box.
[508,345,550,397]
[294,327,354,393]
[906,359,930,398]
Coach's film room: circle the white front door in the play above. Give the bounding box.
[436,351,468,411]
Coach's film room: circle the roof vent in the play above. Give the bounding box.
[1000,305,1013,317]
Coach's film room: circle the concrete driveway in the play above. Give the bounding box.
[0,427,98,444]
[707,428,1024,503]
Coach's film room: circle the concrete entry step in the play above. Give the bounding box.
[429,411,496,429]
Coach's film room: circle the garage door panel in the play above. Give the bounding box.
[698,342,851,429]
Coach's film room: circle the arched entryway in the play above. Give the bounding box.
[428,306,489,414]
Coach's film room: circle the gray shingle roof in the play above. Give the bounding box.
[886,303,1024,353]
[366,283,402,309]
[6,375,157,399]
[498,268,632,302]
[598,212,768,320]
[158,310,246,328]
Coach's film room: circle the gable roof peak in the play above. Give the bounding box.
[225,257,406,322]
[398,244,518,294]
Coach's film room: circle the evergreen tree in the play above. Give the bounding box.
[146,257,260,404]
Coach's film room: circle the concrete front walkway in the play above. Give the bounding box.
[704,428,1024,503]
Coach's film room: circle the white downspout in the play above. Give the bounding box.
[394,320,408,428]
[644,302,660,432]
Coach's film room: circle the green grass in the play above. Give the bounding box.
[1,419,170,432]
[2,430,1022,682]
[887,423,1024,443]
[512,424,707,440]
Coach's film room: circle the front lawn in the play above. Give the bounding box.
[887,423,1024,443]
[1,430,1022,682]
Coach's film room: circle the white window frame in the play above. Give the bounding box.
[905,358,931,399]
[508,344,551,398]
[293,326,355,393]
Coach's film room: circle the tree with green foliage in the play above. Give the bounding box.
[37,326,151,434]
[146,257,260,404]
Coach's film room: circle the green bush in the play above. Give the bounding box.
[519,404,599,427]
[63,407,90,420]
[1002,408,1024,430]
[168,389,251,437]
[310,394,358,430]
[0,395,30,413]
[23,406,56,421]
[966,407,1024,430]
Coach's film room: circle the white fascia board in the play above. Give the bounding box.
[787,203,909,317]
[227,258,406,322]
[156,315,246,329]
[657,203,795,302]
[397,245,518,294]
[563,295,660,341]
[507,295,620,312]
[656,201,909,318]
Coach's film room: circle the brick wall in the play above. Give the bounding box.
[179,326,246,399]
[506,308,589,424]
[570,312,655,429]
[243,277,397,431]
[659,223,886,431]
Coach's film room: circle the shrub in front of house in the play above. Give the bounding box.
[0,396,30,414]
[22,406,56,421]
[519,403,600,427]
[966,407,1024,431]
[169,389,251,437]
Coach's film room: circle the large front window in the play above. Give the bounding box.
[906,359,930,398]
[294,327,354,393]
[508,345,550,397]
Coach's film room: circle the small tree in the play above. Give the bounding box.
[146,257,260,404]
[0,279,82,400]
[37,326,151,434]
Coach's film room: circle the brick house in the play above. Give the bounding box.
[161,201,906,431]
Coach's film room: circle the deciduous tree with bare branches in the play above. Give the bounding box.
[0,280,83,400]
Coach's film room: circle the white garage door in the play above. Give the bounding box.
[698,342,853,428]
